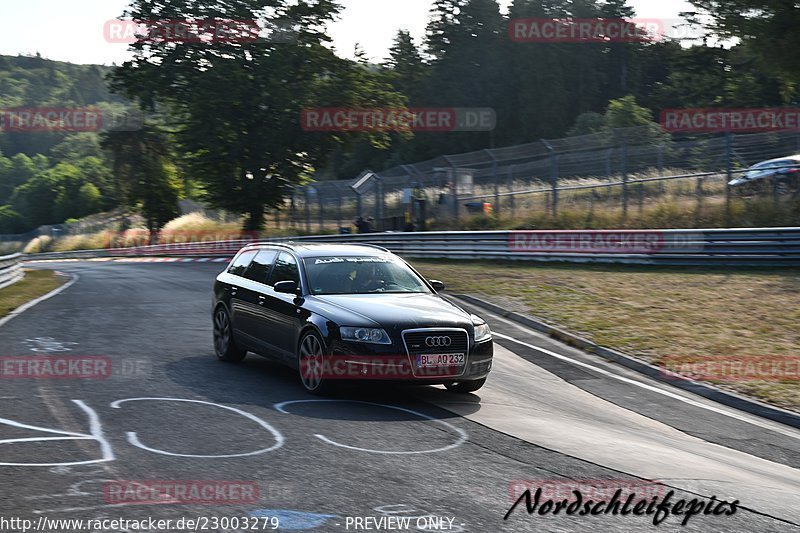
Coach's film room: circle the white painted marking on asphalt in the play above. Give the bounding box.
[0,399,114,467]
[110,398,284,458]
[0,272,78,328]
[25,337,78,353]
[274,400,467,454]
[492,331,800,441]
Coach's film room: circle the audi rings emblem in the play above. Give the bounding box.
[425,336,452,347]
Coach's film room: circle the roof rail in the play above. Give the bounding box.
[355,243,390,253]
[241,241,297,251]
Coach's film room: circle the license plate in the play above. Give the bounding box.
[417,353,466,367]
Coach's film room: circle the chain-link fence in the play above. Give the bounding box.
[5,126,800,247]
[286,127,800,232]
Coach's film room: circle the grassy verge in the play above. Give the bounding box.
[413,260,800,412]
[0,270,66,319]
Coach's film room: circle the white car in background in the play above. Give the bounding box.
[729,155,800,195]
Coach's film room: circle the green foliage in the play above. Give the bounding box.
[567,112,607,136]
[0,55,125,232]
[687,0,800,91]
[101,126,181,233]
[0,0,795,235]
[109,0,405,230]
[0,205,25,233]
[605,95,653,129]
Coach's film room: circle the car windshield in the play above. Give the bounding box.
[304,256,430,295]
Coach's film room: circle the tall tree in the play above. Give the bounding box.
[385,30,427,103]
[101,126,181,236]
[109,0,403,230]
[686,0,800,97]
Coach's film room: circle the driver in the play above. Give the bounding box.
[353,262,384,293]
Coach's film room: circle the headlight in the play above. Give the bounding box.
[471,315,492,342]
[340,327,392,345]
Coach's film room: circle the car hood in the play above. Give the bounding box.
[308,293,472,330]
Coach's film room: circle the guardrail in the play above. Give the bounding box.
[0,253,24,289]
[23,228,800,267]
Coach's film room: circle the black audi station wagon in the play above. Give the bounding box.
[212,243,493,394]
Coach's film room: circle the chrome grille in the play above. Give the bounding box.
[402,329,469,356]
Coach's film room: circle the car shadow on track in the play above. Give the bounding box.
[163,352,484,421]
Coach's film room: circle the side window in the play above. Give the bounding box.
[243,250,277,285]
[228,250,258,277]
[269,252,300,286]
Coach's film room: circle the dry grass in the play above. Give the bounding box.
[22,236,53,254]
[413,260,800,412]
[50,232,109,252]
[162,213,242,235]
[0,269,65,318]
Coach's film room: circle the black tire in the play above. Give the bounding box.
[444,378,487,394]
[298,331,334,395]
[213,306,247,363]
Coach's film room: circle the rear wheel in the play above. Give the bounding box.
[214,306,247,363]
[444,378,487,394]
[298,331,333,395]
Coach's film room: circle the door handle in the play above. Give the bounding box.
[259,295,266,305]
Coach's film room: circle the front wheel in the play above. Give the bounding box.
[298,331,334,395]
[444,378,487,393]
[213,306,247,363]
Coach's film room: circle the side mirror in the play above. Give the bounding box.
[429,280,446,292]
[274,280,300,295]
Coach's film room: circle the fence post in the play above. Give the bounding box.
[336,189,342,230]
[485,149,499,217]
[696,175,704,212]
[508,165,516,219]
[317,189,324,232]
[452,166,459,220]
[290,190,297,228]
[725,132,733,224]
[375,175,383,231]
[621,137,629,220]
[542,140,558,217]
[551,154,559,217]
[442,156,459,220]
[494,181,500,218]
[304,187,311,234]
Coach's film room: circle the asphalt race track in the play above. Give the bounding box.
[0,260,798,533]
